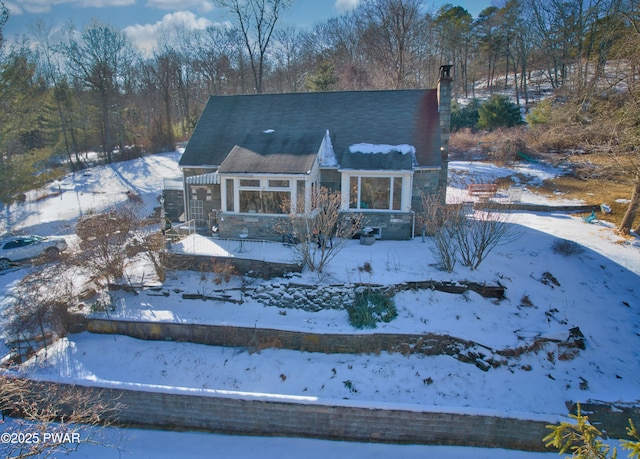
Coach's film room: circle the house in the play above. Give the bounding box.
[176,65,453,241]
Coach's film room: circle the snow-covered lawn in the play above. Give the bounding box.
[1,151,639,458]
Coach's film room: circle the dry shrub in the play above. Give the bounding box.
[257,336,283,351]
[277,186,364,275]
[552,239,585,256]
[449,128,482,157]
[0,376,123,458]
[212,261,238,291]
[481,127,531,164]
[520,294,534,307]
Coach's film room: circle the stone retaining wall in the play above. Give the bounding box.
[245,280,504,312]
[87,319,585,373]
[86,319,470,356]
[167,253,302,279]
[21,379,555,452]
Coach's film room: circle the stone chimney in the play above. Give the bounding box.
[437,64,453,193]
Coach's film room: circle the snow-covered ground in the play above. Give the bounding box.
[1,151,639,458]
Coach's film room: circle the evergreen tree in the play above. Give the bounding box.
[451,98,480,131]
[544,404,640,459]
[477,94,523,130]
[305,61,339,92]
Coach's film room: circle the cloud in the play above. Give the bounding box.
[7,0,70,14]
[124,10,214,57]
[334,0,359,13]
[4,1,25,15]
[79,0,135,7]
[145,0,214,13]
[7,0,134,14]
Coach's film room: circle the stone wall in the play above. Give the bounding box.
[412,169,442,210]
[167,253,302,279]
[248,282,372,311]
[217,213,289,241]
[87,319,472,356]
[351,212,414,240]
[246,280,504,312]
[21,379,555,451]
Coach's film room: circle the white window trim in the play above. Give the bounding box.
[221,175,315,215]
[340,171,413,212]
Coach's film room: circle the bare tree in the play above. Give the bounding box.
[216,0,292,93]
[614,5,640,235]
[271,26,306,92]
[419,193,462,272]
[420,193,518,272]
[356,0,424,89]
[61,20,138,162]
[455,203,518,270]
[186,26,241,95]
[147,43,181,152]
[278,186,364,276]
[75,203,144,285]
[304,14,371,90]
[2,266,76,360]
[0,375,122,459]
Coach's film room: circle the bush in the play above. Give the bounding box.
[347,291,397,329]
[526,99,552,126]
[451,99,481,131]
[552,238,585,256]
[478,94,524,131]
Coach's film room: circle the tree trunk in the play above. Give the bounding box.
[617,181,640,235]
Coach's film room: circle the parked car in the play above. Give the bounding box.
[0,234,67,270]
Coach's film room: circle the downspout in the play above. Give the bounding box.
[411,210,415,239]
[182,173,189,223]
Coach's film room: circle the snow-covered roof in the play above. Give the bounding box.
[348,143,416,156]
[318,130,338,168]
[340,143,417,170]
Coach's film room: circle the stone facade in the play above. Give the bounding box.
[216,213,289,241]
[412,169,442,209]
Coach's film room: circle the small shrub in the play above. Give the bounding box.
[213,262,238,291]
[552,238,585,256]
[520,294,534,307]
[347,291,397,329]
[343,380,357,393]
[358,262,373,274]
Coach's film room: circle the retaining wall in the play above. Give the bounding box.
[166,253,302,278]
[22,379,555,452]
[86,319,470,356]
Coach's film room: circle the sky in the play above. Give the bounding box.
[2,0,496,55]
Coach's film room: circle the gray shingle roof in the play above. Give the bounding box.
[180,90,441,170]
[217,130,321,174]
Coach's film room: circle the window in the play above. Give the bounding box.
[393,176,402,210]
[296,180,306,213]
[269,179,289,188]
[349,176,402,211]
[228,177,301,214]
[226,179,234,211]
[239,179,260,187]
[239,190,289,214]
